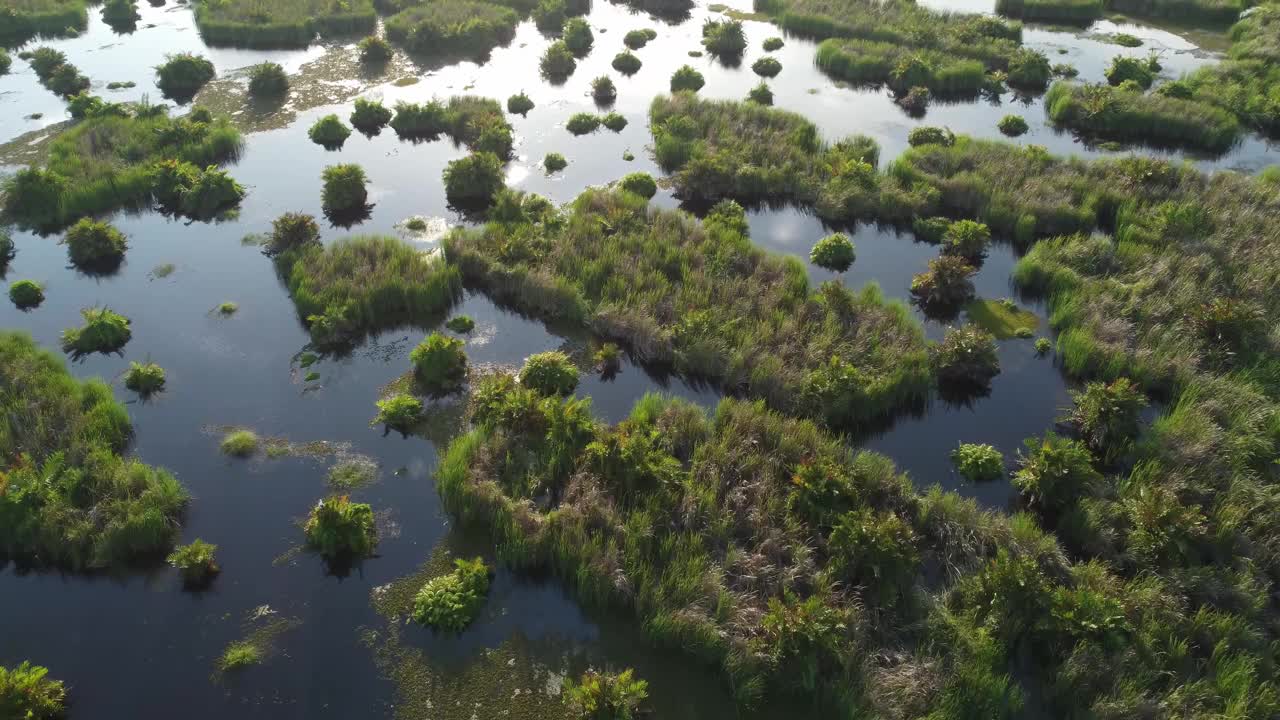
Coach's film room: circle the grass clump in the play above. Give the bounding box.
[217,301,238,315]
[534,0,565,30]
[545,152,568,173]
[166,538,219,587]
[0,231,13,273]
[518,351,579,395]
[618,172,656,198]
[931,324,999,390]
[275,235,461,347]
[0,332,188,569]
[998,114,1028,136]
[951,443,1004,481]
[566,112,601,134]
[374,393,424,433]
[265,212,320,256]
[304,495,377,559]
[358,35,392,63]
[623,28,653,49]
[941,219,991,263]
[445,315,475,333]
[221,429,259,457]
[308,114,352,148]
[389,100,447,139]
[0,662,67,720]
[810,232,855,271]
[541,40,577,78]
[194,0,375,48]
[247,61,289,97]
[411,332,467,394]
[9,280,44,310]
[1103,54,1157,88]
[752,56,782,77]
[321,163,368,215]
[747,81,774,104]
[27,48,89,98]
[507,91,534,115]
[124,361,166,395]
[443,152,505,208]
[155,53,215,101]
[591,75,617,103]
[702,18,747,58]
[763,36,784,51]
[218,642,262,671]
[670,65,705,92]
[60,307,131,356]
[385,0,517,56]
[64,218,128,270]
[562,17,593,55]
[1044,82,1240,153]
[0,1,87,47]
[594,342,622,373]
[563,669,648,719]
[350,98,392,134]
[411,556,491,631]
[965,298,1038,339]
[102,0,140,31]
[1034,337,1051,354]
[814,39,985,96]
[612,50,641,75]
[601,112,627,131]
[1064,377,1145,463]
[1110,32,1142,47]
[995,0,1102,23]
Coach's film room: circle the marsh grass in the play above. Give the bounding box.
[60,307,131,356]
[247,61,288,97]
[166,538,219,587]
[995,0,1101,23]
[565,112,601,134]
[308,114,352,148]
[9,279,44,309]
[1044,81,1240,153]
[411,556,491,630]
[0,0,87,47]
[810,232,855,271]
[544,151,568,173]
[304,495,377,560]
[124,361,166,395]
[612,50,641,75]
[506,91,534,115]
[194,0,376,48]
[64,217,127,271]
[350,97,392,134]
[221,429,260,457]
[670,65,705,91]
[386,1,516,56]
[443,152,505,208]
[155,53,215,101]
[997,114,1028,136]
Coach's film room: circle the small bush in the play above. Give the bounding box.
[566,112,601,135]
[911,255,976,311]
[321,164,369,214]
[619,172,657,198]
[390,100,447,139]
[350,98,393,133]
[1006,47,1050,91]
[951,443,1004,481]
[167,539,219,586]
[358,35,393,63]
[1013,432,1100,512]
[1112,32,1142,47]
[9,280,43,310]
[563,669,648,720]
[752,56,782,77]
[411,556,491,631]
[998,114,1029,136]
[518,350,579,395]
[155,53,215,100]
[763,36,784,51]
[247,62,288,97]
[601,112,627,131]
[385,1,517,56]
[0,662,67,720]
[941,219,991,263]
[309,114,352,148]
[304,495,377,559]
[411,332,467,394]
[748,81,773,104]
[64,218,127,270]
[45,63,90,98]
[810,233,855,271]
[541,41,577,78]
[545,152,568,172]
[181,166,245,218]
[0,231,12,273]
[446,315,475,332]
[932,324,999,388]
[562,17,593,56]
[591,75,617,103]
[828,508,918,604]
[124,361,166,394]
[702,18,746,57]
[623,29,652,49]
[266,212,320,255]
[670,65,705,92]
[374,393,424,433]
[443,152,505,208]
[612,51,641,75]
[1052,62,1078,78]
[60,307,132,356]
[220,429,259,457]
[1104,55,1155,89]
[595,342,622,373]
[907,125,955,147]
[218,642,262,671]
[217,301,238,315]
[507,91,534,115]
[1066,377,1146,463]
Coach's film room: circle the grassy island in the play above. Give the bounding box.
[193,0,376,48]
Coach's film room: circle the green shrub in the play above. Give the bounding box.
[911,255,976,311]
[702,18,746,57]
[265,212,320,256]
[446,315,475,332]
[612,50,641,75]
[897,85,930,114]
[828,508,918,604]
[309,114,352,148]
[1006,47,1050,90]
[752,56,782,78]
[534,0,565,31]
[0,49,10,77]
[810,232,855,271]
[763,36,784,51]
[594,342,622,373]
[374,393,424,433]
[180,166,245,218]
[670,65,705,92]
[951,443,1005,481]
[942,219,991,262]
[562,17,593,56]
[43,62,89,98]
[321,163,369,214]
[247,61,289,97]
[9,280,44,310]
[155,53,215,100]
[912,216,950,243]
[358,35,393,63]
[305,496,377,562]
[541,40,577,77]
[591,75,617,103]
[0,662,67,720]
[102,0,140,30]
[350,98,392,133]
[66,92,126,120]
[1044,81,1239,153]
[1052,62,1078,77]
[623,28,653,48]
[124,361,166,395]
[545,152,568,172]
[563,669,648,720]
[748,81,774,104]
[998,114,1029,136]
[1065,377,1146,463]
[411,556,492,630]
[390,100,447,139]
[566,112,601,135]
[60,307,132,355]
[384,1,517,56]
[907,125,955,146]
[601,112,627,131]
[443,152,505,207]
[1012,432,1099,512]
[1104,55,1155,88]
[995,0,1102,22]
[618,172,656,198]
[932,324,999,387]
[507,91,534,115]
[220,429,259,457]
[518,351,579,395]
[412,332,467,394]
[166,539,219,586]
[1111,32,1142,47]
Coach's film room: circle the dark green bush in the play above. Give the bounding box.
[763,36,784,51]
[1006,47,1050,90]
[304,495,377,559]
[566,112,601,134]
[612,50,641,75]
[810,232,855,271]
[64,218,127,270]
[601,112,627,131]
[752,56,782,77]
[247,61,289,97]
[321,163,369,214]
[618,172,656,198]
[443,152,505,207]
[155,53,215,101]
[998,114,1029,136]
[1012,432,1099,512]
[358,35,393,63]
[702,18,746,57]
[670,65,704,92]
[446,315,475,332]
[541,40,576,78]
[179,165,245,219]
[748,81,774,104]
[1103,55,1155,88]
[507,91,534,115]
[309,114,352,148]
[591,75,617,103]
[412,557,491,630]
[518,351,579,395]
[910,255,976,311]
[384,0,518,56]
[623,28,653,49]
[123,361,166,395]
[534,0,565,31]
[411,332,468,394]
[9,280,44,310]
[102,0,140,31]
[562,17,593,56]
[390,100,447,139]
[350,97,393,133]
[266,212,321,256]
[545,152,568,172]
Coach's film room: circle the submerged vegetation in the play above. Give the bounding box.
[0,332,187,569]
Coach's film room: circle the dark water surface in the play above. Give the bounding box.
[0,0,1263,716]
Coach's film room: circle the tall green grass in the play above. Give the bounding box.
[1169,7,1280,137]
[995,0,1102,23]
[0,0,88,46]
[0,331,189,570]
[815,38,986,96]
[384,1,519,56]
[1104,0,1243,24]
[193,0,375,48]
[1045,81,1241,153]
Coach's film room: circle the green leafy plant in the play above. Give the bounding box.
[321,163,369,214]
[309,114,352,148]
[64,217,127,270]
[752,56,782,77]
[350,98,392,133]
[1012,432,1100,512]
[702,18,746,57]
[373,393,424,434]
[507,91,534,115]
[594,342,622,373]
[591,75,617,103]
[545,152,568,173]
[562,17,593,56]
[358,35,392,63]
[911,255,977,312]
[763,36,784,51]
[810,233,855,271]
[1065,377,1146,463]
[748,81,774,105]
[218,642,262,671]
[998,114,1029,136]
[411,556,492,631]
[411,332,467,394]
[60,307,132,356]
[167,538,219,587]
[0,662,67,719]
[931,324,999,388]
[623,28,656,49]
[446,315,475,332]
[907,125,955,147]
[541,40,576,78]
[951,442,1004,481]
[563,668,649,720]
[1034,337,1051,355]
[601,112,627,131]
[266,212,320,255]
[828,508,918,604]
[942,219,991,263]
[303,495,377,559]
[518,351,579,395]
[124,361,166,395]
[566,112,601,135]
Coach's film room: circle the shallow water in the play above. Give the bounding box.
[0,0,1266,716]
